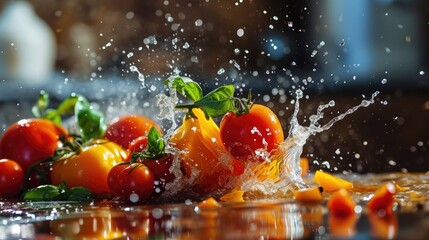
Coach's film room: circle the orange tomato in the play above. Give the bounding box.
[220,104,284,162]
[51,140,127,195]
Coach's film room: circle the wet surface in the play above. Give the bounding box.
[1,172,429,239]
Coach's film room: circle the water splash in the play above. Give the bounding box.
[239,89,380,198]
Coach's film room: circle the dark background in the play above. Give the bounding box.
[0,0,428,173]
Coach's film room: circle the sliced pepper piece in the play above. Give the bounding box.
[313,170,353,192]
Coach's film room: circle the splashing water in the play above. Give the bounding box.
[239,89,380,199]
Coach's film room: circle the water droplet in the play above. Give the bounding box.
[195,19,203,26]
[217,68,225,75]
[237,28,244,37]
[288,21,293,27]
[381,78,387,84]
[419,71,425,75]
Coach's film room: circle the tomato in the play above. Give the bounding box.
[0,159,24,198]
[220,104,284,162]
[144,154,176,194]
[116,163,154,202]
[0,119,67,173]
[51,140,127,195]
[126,136,148,161]
[170,108,237,194]
[107,163,129,198]
[105,115,161,149]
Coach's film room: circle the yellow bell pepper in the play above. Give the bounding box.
[169,108,234,194]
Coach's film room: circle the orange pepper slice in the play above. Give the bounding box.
[313,170,353,192]
[294,186,323,203]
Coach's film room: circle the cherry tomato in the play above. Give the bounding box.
[125,136,148,161]
[0,119,67,173]
[107,163,129,197]
[116,163,154,202]
[144,154,176,194]
[0,159,24,198]
[51,140,127,195]
[220,104,284,162]
[105,115,162,149]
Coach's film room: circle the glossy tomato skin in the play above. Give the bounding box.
[105,115,161,149]
[116,163,154,202]
[144,154,176,194]
[51,140,127,195]
[107,163,129,198]
[126,136,148,161]
[220,104,284,162]
[0,119,67,173]
[0,159,24,198]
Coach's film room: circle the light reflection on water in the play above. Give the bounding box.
[1,172,429,239]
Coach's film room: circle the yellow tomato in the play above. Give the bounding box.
[51,140,127,195]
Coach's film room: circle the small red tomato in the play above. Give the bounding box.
[0,159,24,198]
[126,136,148,161]
[105,115,161,149]
[220,104,284,162]
[107,163,129,198]
[0,119,67,173]
[144,154,176,194]
[116,163,154,202]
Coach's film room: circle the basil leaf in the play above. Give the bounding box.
[146,126,165,157]
[44,109,61,125]
[23,185,64,201]
[57,95,79,114]
[75,96,107,141]
[195,85,236,118]
[169,77,203,102]
[66,187,94,202]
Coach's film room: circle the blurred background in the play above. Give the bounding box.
[0,0,428,173]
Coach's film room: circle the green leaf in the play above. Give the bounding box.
[146,126,165,157]
[75,96,107,141]
[66,187,94,202]
[195,85,236,118]
[57,95,79,114]
[23,185,64,201]
[44,109,61,125]
[169,77,203,102]
[32,91,49,118]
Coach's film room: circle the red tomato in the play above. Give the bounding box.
[0,119,67,173]
[116,163,154,202]
[220,104,284,162]
[51,140,127,195]
[107,163,129,198]
[126,136,148,161]
[144,154,176,194]
[0,159,24,198]
[105,115,162,149]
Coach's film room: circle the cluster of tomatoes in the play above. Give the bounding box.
[0,99,285,202]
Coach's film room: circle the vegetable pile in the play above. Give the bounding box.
[0,77,400,227]
[0,77,286,202]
